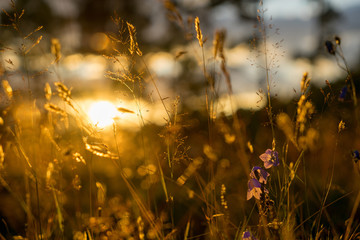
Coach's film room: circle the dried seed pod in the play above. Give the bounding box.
[334,36,341,45]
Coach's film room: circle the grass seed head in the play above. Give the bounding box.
[51,38,61,62]
[127,22,142,56]
[2,80,13,100]
[0,145,4,170]
[276,112,296,145]
[338,120,345,133]
[195,17,203,47]
[44,103,67,117]
[44,82,52,101]
[213,29,225,58]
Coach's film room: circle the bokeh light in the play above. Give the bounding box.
[88,100,117,128]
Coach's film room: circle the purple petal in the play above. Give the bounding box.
[248,178,261,189]
[259,152,270,162]
[250,166,270,184]
[247,179,262,200]
[242,231,251,239]
[264,161,273,169]
[242,230,258,240]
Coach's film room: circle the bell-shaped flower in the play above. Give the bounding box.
[352,150,360,163]
[338,86,347,102]
[250,166,270,184]
[242,230,258,240]
[259,149,279,169]
[247,178,268,200]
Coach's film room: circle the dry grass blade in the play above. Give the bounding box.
[163,0,183,27]
[44,103,67,117]
[85,143,119,159]
[157,157,169,202]
[24,35,42,55]
[0,174,30,214]
[52,189,64,233]
[2,9,12,20]
[18,9,25,19]
[117,107,134,114]
[84,138,119,160]
[175,51,187,60]
[184,219,191,240]
[221,60,232,94]
[344,191,360,240]
[24,25,43,40]
[120,172,163,239]
[164,229,177,239]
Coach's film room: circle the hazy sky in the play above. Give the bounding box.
[265,0,359,20]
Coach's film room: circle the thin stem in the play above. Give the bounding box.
[141,58,171,121]
[316,131,339,235]
[262,23,276,149]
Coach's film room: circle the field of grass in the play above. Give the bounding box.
[0,0,360,239]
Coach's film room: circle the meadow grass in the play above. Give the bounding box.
[0,0,360,239]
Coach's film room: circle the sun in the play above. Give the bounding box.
[88,101,117,128]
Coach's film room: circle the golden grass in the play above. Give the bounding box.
[0,1,359,239]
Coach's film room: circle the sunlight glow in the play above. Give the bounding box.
[88,101,117,128]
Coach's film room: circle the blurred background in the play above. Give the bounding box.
[1,0,360,238]
[1,0,360,127]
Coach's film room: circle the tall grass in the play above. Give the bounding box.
[0,0,359,239]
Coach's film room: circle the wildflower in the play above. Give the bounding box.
[250,166,269,184]
[259,149,279,169]
[352,150,360,163]
[338,86,347,102]
[242,230,258,240]
[325,40,335,55]
[247,178,267,200]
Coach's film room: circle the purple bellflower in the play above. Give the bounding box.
[250,166,270,184]
[247,178,268,200]
[338,86,347,102]
[259,149,279,169]
[325,40,335,55]
[242,230,258,240]
[352,150,360,163]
